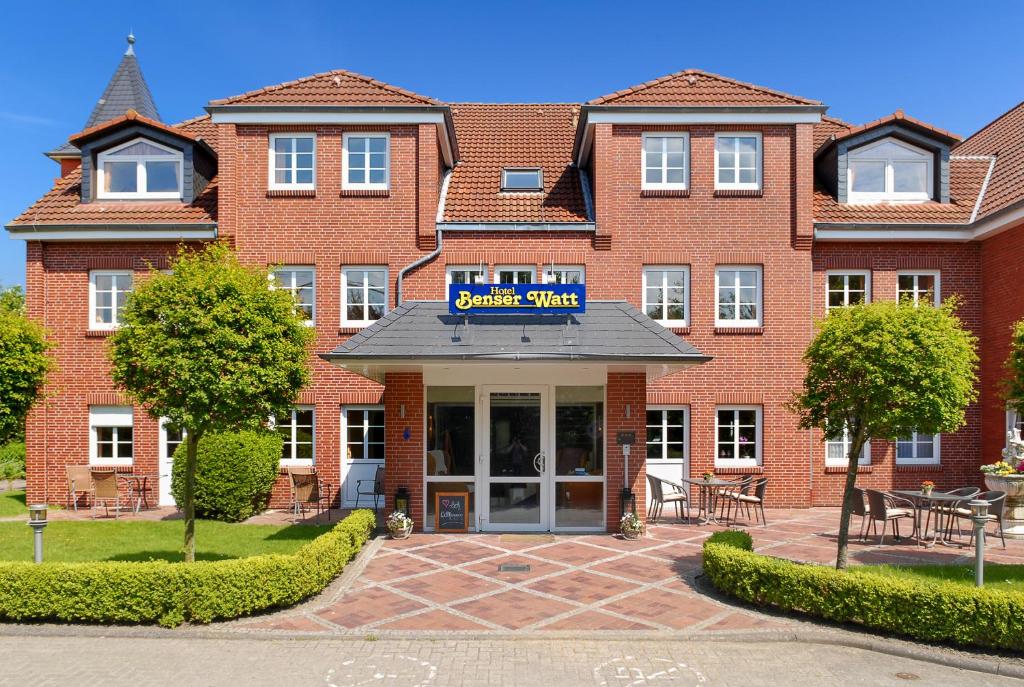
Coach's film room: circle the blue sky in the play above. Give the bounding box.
[2,0,1022,288]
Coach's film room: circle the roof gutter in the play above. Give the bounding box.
[5,223,218,241]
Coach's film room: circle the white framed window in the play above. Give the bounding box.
[716,266,762,327]
[715,132,761,190]
[269,134,315,190]
[646,407,689,461]
[271,267,315,325]
[343,133,389,190]
[826,270,871,311]
[642,133,689,190]
[716,406,762,467]
[275,406,315,465]
[896,431,940,465]
[495,265,535,284]
[446,265,487,286]
[643,266,689,325]
[501,168,543,191]
[89,406,133,466]
[544,265,585,285]
[897,271,940,307]
[160,419,185,459]
[342,267,387,327]
[825,426,871,466]
[89,270,133,330]
[847,137,933,203]
[344,406,385,460]
[96,138,183,200]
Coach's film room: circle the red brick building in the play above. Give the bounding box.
[9,38,1024,532]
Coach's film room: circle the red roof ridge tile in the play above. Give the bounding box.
[588,68,820,106]
[956,100,1024,154]
[174,113,212,127]
[68,110,197,146]
[834,110,961,144]
[208,68,441,106]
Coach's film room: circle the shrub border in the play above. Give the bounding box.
[0,509,376,627]
[702,530,1024,651]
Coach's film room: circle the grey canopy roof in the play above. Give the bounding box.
[48,36,160,159]
[322,301,709,364]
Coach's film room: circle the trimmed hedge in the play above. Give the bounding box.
[0,509,376,627]
[170,431,282,522]
[702,530,1024,651]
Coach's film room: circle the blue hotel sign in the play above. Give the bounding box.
[448,283,586,315]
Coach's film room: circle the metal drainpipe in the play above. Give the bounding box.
[396,168,452,305]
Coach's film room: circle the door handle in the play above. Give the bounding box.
[533,452,545,473]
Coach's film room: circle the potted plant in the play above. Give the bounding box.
[702,470,715,482]
[620,511,644,540]
[386,511,413,539]
[979,429,1024,540]
[920,480,935,495]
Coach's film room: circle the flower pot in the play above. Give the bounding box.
[389,524,413,540]
[921,487,933,496]
[983,474,1024,539]
[622,528,642,540]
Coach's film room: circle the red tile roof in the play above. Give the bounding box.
[208,69,440,107]
[813,115,852,150]
[955,101,1024,219]
[10,115,217,227]
[589,69,820,107]
[442,103,589,224]
[830,110,961,146]
[813,156,991,225]
[68,109,197,146]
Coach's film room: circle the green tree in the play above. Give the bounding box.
[790,299,978,569]
[1003,318,1024,413]
[0,292,51,444]
[110,243,312,561]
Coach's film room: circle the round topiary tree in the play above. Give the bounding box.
[170,431,282,522]
[0,286,52,445]
[110,243,313,561]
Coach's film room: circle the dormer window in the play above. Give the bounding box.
[96,138,183,200]
[847,137,933,203]
[501,168,543,191]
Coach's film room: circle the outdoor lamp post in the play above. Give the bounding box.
[969,498,990,588]
[27,504,48,564]
[620,443,636,515]
[395,487,410,516]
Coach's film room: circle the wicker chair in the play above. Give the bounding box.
[287,467,333,522]
[929,487,981,540]
[951,490,1007,549]
[850,487,875,542]
[732,478,769,526]
[865,489,917,544]
[718,476,753,523]
[646,473,689,522]
[89,468,121,519]
[65,465,92,511]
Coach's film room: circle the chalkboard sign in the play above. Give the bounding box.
[435,491,469,532]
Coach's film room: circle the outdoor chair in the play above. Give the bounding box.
[717,476,753,523]
[930,487,981,540]
[952,490,1007,549]
[731,477,769,526]
[865,489,917,544]
[646,473,689,523]
[89,468,122,519]
[355,465,384,512]
[287,467,332,522]
[66,465,92,511]
[850,487,876,542]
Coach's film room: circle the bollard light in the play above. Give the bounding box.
[27,503,48,565]
[968,498,989,588]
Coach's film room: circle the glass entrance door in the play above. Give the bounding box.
[481,388,548,531]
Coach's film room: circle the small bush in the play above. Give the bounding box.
[0,442,25,481]
[703,533,1024,651]
[705,529,752,551]
[0,509,376,627]
[170,431,282,522]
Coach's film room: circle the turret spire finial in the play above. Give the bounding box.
[126,31,135,56]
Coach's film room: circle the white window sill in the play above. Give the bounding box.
[89,460,133,467]
[342,184,390,192]
[895,460,941,467]
[280,459,315,468]
[715,461,760,469]
[653,319,689,328]
[268,184,316,192]
[641,184,689,192]
[715,321,761,328]
[97,193,182,201]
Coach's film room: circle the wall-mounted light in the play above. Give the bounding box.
[400,404,406,419]
[625,404,631,419]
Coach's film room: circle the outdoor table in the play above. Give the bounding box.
[118,473,156,513]
[890,490,968,548]
[681,477,738,525]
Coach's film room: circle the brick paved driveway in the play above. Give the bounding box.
[223,506,1023,636]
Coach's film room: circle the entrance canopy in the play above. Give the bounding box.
[321,300,710,382]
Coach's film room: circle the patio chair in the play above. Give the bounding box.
[850,487,876,542]
[930,487,981,540]
[287,467,332,522]
[89,468,121,519]
[717,476,753,523]
[865,489,917,544]
[732,478,769,526]
[951,490,1007,549]
[65,465,92,511]
[646,473,689,522]
[355,465,384,512]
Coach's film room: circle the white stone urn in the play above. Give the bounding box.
[983,474,1024,539]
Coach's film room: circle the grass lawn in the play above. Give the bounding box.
[0,518,331,563]
[857,563,1024,593]
[0,489,26,517]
